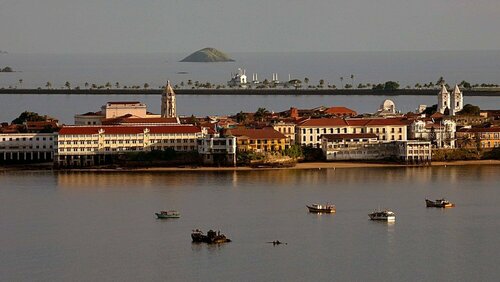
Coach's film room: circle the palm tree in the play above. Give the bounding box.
[340,77,344,89]
[105,82,112,89]
[84,82,89,89]
[436,76,445,86]
[46,81,52,89]
[304,77,309,86]
[115,82,120,89]
[236,111,247,123]
[18,79,23,87]
[350,74,354,86]
[143,83,149,89]
[64,81,71,89]
[319,79,325,88]
[254,107,269,122]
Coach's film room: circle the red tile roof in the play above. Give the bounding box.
[102,116,179,125]
[59,125,201,135]
[298,118,348,127]
[106,101,141,105]
[226,128,286,139]
[458,127,500,133]
[322,133,378,140]
[324,107,357,116]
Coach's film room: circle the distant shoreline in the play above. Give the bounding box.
[2,160,500,173]
[1,88,500,96]
[3,88,500,96]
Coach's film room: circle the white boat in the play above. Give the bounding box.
[369,210,396,221]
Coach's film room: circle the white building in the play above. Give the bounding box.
[228,68,247,87]
[409,120,456,148]
[297,118,408,148]
[376,99,397,116]
[321,134,431,164]
[449,85,464,116]
[197,136,237,166]
[55,125,206,167]
[0,133,55,163]
[437,85,450,114]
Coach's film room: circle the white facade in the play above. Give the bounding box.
[395,140,432,163]
[437,85,450,114]
[409,120,456,148]
[55,125,206,167]
[0,133,55,162]
[197,136,237,166]
[449,85,464,116]
[297,118,408,148]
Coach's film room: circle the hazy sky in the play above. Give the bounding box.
[1,0,499,54]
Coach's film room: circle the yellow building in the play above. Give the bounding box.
[227,128,289,152]
[456,127,500,149]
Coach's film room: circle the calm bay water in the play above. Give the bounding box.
[1,166,500,281]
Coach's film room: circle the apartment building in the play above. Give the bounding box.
[55,125,206,166]
[0,133,55,163]
[297,118,408,148]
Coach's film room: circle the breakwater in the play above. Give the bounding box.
[1,88,500,96]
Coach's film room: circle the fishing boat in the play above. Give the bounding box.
[426,198,455,208]
[155,210,180,219]
[191,229,231,244]
[369,209,396,221]
[306,203,336,213]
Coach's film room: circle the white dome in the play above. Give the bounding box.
[380,99,395,111]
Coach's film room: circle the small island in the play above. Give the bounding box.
[180,47,234,62]
[0,66,13,72]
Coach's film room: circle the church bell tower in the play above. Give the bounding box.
[161,81,176,118]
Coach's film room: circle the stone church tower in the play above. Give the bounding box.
[437,84,450,114]
[161,81,176,118]
[450,85,463,116]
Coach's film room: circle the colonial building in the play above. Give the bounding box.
[0,133,55,163]
[409,120,456,148]
[456,127,500,149]
[55,125,206,167]
[297,118,408,148]
[75,101,161,125]
[321,134,431,164]
[321,133,384,160]
[161,81,176,118]
[197,136,237,166]
[271,121,296,145]
[226,128,289,152]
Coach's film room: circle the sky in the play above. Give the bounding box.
[0,0,499,54]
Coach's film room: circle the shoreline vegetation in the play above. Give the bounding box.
[2,88,500,96]
[2,160,500,172]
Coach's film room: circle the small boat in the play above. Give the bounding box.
[191,229,231,244]
[306,203,336,213]
[369,209,396,221]
[155,210,180,219]
[426,198,455,208]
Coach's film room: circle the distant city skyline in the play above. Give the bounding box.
[1,0,499,54]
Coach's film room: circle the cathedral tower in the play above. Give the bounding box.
[450,85,463,116]
[437,84,450,114]
[161,81,176,118]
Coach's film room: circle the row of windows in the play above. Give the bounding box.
[1,137,52,141]
[301,127,404,135]
[306,135,403,142]
[0,145,52,150]
[239,139,282,145]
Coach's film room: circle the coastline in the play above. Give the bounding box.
[1,88,500,96]
[2,160,500,173]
